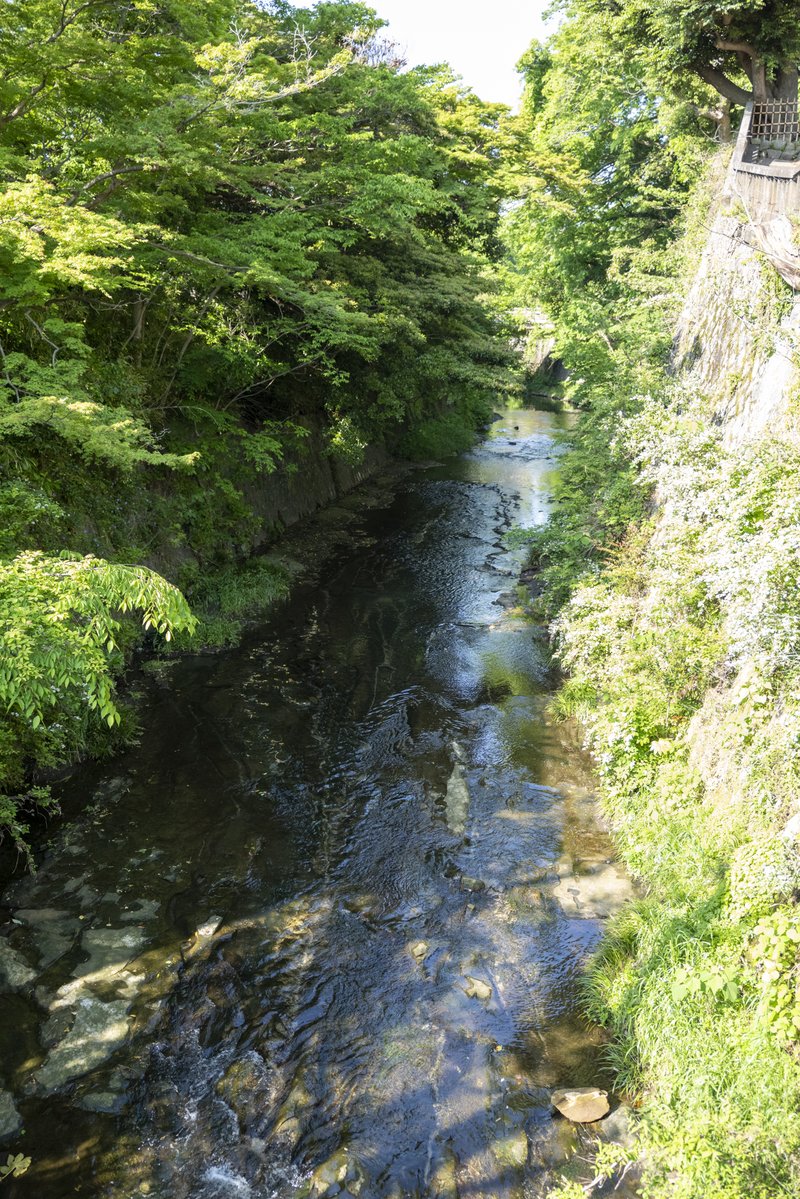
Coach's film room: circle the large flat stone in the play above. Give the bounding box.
[551,1086,610,1123]
[552,864,632,920]
[14,909,81,968]
[72,926,147,980]
[34,999,131,1093]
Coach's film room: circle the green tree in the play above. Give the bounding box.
[0,1,515,847]
[503,12,703,413]
[563,0,800,106]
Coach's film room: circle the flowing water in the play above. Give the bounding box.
[0,410,634,1199]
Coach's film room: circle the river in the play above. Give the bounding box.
[0,409,633,1199]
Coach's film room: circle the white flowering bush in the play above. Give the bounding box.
[728,836,800,922]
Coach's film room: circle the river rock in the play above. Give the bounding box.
[297,1147,364,1198]
[216,1054,270,1129]
[494,1127,528,1167]
[551,1086,610,1123]
[0,1089,22,1139]
[597,1102,635,1147]
[463,975,492,1001]
[552,864,631,920]
[72,925,147,980]
[77,1090,123,1114]
[445,761,470,835]
[429,1147,459,1198]
[409,941,429,961]
[460,875,486,893]
[183,915,223,960]
[0,945,37,992]
[119,898,160,923]
[34,998,131,1093]
[14,908,81,968]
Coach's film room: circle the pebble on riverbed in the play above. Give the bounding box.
[462,975,492,1001]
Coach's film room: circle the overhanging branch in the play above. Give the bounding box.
[696,65,752,107]
[715,39,758,58]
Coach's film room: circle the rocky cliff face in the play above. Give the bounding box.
[674,140,800,443]
[667,136,800,809]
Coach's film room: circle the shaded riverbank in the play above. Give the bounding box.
[0,411,633,1198]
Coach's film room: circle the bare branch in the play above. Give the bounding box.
[0,338,22,402]
[66,163,163,206]
[715,39,758,58]
[24,312,61,367]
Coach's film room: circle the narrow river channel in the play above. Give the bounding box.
[0,410,632,1199]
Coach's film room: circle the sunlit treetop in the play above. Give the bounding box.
[555,0,800,105]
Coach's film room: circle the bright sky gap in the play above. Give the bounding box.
[293,0,552,107]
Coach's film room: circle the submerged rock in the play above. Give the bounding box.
[445,760,470,836]
[34,998,131,1093]
[0,1090,22,1139]
[409,940,429,961]
[493,1127,528,1167]
[429,1147,459,1198]
[77,1090,123,1114]
[72,925,147,980]
[14,908,81,969]
[552,864,631,920]
[462,975,492,1001]
[0,945,37,992]
[460,875,486,894]
[551,1086,610,1123]
[297,1147,364,1198]
[216,1054,271,1131]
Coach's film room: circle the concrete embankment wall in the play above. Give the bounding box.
[243,428,389,551]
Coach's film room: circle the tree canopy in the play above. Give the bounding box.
[0,0,513,465]
[559,0,800,106]
[0,0,516,848]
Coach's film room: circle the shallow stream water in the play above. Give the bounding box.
[0,410,633,1198]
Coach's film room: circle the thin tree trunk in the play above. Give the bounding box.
[132,296,145,367]
[718,100,732,143]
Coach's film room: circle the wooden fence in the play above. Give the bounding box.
[733,101,800,220]
[730,102,800,287]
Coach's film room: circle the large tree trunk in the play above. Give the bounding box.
[699,54,798,108]
[750,60,798,102]
[770,64,799,102]
[751,58,769,101]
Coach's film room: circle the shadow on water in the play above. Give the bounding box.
[0,410,636,1199]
